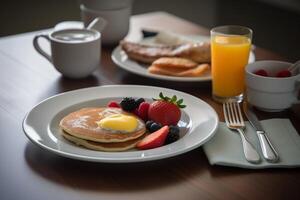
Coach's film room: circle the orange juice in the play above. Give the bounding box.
[211,35,251,98]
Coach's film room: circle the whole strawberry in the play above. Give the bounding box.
[148,92,186,126]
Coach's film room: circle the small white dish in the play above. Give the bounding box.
[246,60,300,112]
[112,35,255,82]
[23,85,218,163]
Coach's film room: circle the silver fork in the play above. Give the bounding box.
[223,101,261,164]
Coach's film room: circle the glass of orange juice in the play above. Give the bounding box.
[211,25,252,103]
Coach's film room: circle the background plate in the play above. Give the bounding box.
[112,35,255,82]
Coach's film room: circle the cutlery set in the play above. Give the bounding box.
[223,101,279,164]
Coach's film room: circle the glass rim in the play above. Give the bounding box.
[211,25,253,37]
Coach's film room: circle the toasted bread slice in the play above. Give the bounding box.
[148,64,209,77]
[152,57,198,69]
[177,64,210,77]
[148,65,187,76]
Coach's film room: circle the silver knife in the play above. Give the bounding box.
[243,102,279,162]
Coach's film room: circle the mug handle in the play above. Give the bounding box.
[33,34,52,63]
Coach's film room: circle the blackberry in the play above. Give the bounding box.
[165,127,180,144]
[169,125,180,135]
[120,97,137,112]
[135,98,145,107]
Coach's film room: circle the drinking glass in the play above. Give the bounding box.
[211,25,252,103]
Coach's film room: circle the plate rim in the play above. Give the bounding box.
[23,85,219,163]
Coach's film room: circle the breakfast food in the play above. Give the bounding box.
[146,121,162,133]
[120,40,211,64]
[120,97,138,112]
[152,57,198,69]
[61,131,144,152]
[276,70,291,77]
[254,68,292,77]
[136,102,150,121]
[60,92,186,151]
[165,125,180,144]
[148,92,186,126]
[148,62,209,77]
[136,126,169,150]
[148,57,209,77]
[60,107,146,151]
[120,40,211,78]
[254,69,268,77]
[107,101,120,108]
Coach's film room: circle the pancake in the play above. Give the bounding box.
[148,63,209,77]
[120,40,211,64]
[62,131,144,152]
[60,107,146,143]
[152,57,198,69]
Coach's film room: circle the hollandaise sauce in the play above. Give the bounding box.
[97,114,138,132]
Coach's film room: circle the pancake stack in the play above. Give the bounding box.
[59,107,146,152]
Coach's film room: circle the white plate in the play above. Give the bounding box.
[23,85,218,163]
[112,35,255,82]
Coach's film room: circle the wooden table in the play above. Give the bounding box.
[0,12,299,200]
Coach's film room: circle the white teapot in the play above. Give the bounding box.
[80,0,134,45]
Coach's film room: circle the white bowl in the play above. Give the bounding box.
[245,60,300,112]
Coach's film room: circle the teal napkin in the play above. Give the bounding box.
[203,119,300,169]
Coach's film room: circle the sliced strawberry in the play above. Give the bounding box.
[107,101,120,108]
[137,102,150,121]
[136,126,169,150]
[254,69,268,77]
[276,70,291,77]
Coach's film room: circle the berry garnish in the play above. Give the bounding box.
[135,98,145,107]
[276,70,291,78]
[146,120,155,130]
[136,126,169,150]
[254,69,268,77]
[149,122,162,133]
[107,101,120,108]
[133,108,139,116]
[120,97,137,112]
[169,125,180,135]
[165,126,180,145]
[137,102,150,121]
[148,92,186,126]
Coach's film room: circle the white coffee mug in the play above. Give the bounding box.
[80,4,131,45]
[245,60,300,112]
[33,29,101,78]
